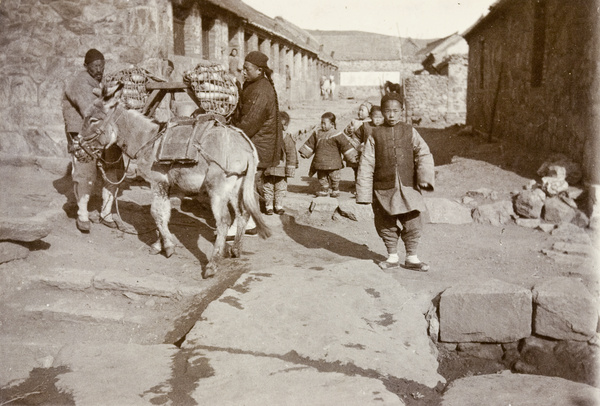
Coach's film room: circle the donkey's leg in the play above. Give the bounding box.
[229,178,249,259]
[150,182,176,258]
[204,183,231,278]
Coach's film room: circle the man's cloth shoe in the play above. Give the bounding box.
[378,260,400,270]
[76,218,91,233]
[265,208,274,215]
[274,208,285,215]
[330,190,340,198]
[316,191,329,197]
[403,261,430,272]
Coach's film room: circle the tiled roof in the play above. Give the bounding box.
[308,30,432,61]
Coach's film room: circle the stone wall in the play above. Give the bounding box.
[404,67,467,128]
[0,0,175,157]
[464,0,595,180]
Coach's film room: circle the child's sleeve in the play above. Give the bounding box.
[412,128,435,190]
[284,133,298,174]
[299,132,316,159]
[335,133,358,163]
[355,135,375,204]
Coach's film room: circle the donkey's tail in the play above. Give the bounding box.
[243,153,271,239]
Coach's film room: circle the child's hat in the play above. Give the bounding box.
[381,92,404,107]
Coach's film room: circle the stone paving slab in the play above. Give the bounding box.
[183,260,444,388]
[0,340,63,387]
[24,297,126,323]
[53,342,178,406]
[189,349,404,405]
[94,269,204,298]
[29,268,95,290]
[441,371,600,406]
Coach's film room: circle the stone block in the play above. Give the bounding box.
[515,218,540,228]
[513,190,545,219]
[472,200,515,226]
[439,279,532,343]
[533,277,598,341]
[337,200,374,221]
[543,197,576,224]
[94,269,203,298]
[0,215,51,242]
[308,196,339,214]
[551,241,594,257]
[0,241,29,264]
[537,223,555,233]
[424,198,472,224]
[29,268,95,291]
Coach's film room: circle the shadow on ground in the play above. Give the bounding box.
[279,213,385,262]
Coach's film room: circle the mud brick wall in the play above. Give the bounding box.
[464,0,595,176]
[404,69,467,128]
[0,0,177,157]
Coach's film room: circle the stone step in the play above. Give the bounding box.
[27,267,206,298]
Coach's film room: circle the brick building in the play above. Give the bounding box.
[0,0,336,157]
[463,0,599,185]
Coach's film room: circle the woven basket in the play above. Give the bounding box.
[183,62,238,117]
[104,67,159,111]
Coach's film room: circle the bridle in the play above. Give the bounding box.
[79,104,126,161]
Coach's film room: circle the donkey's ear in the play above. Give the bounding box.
[103,82,124,107]
[103,82,123,98]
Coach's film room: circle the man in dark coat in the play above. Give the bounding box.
[62,48,123,233]
[229,51,284,236]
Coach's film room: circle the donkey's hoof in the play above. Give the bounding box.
[164,246,175,258]
[149,242,162,255]
[229,245,241,259]
[203,264,216,279]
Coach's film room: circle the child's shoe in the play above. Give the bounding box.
[330,190,340,198]
[316,190,329,197]
[378,260,400,270]
[403,261,430,272]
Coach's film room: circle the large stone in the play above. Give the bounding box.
[0,241,29,264]
[442,372,600,406]
[183,261,445,388]
[533,277,598,341]
[515,218,540,228]
[537,153,583,185]
[424,197,472,224]
[439,279,532,343]
[53,342,178,405]
[551,223,592,244]
[0,214,51,242]
[543,197,576,224]
[472,200,515,226]
[513,190,545,219]
[190,351,404,405]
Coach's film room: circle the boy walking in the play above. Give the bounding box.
[356,93,434,271]
[300,112,357,197]
[263,112,298,215]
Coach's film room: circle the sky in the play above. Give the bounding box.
[243,0,497,39]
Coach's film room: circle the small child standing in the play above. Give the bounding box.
[356,93,434,271]
[300,112,357,198]
[263,112,298,215]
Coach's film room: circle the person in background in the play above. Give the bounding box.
[343,101,375,191]
[263,111,298,215]
[62,48,123,233]
[228,48,242,84]
[228,50,284,238]
[356,92,434,272]
[329,74,336,100]
[299,112,357,198]
[285,65,292,109]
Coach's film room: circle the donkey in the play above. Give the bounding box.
[79,83,270,278]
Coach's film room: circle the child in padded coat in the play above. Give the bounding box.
[299,112,357,198]
[356,92,434,272]
[263,111,298,215]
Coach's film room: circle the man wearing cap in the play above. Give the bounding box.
[62,48,123,233]
[228,50,284,237]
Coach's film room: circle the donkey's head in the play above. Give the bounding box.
[79,82,124,155]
